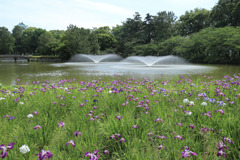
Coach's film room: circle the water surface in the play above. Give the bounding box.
[0,61,239,84]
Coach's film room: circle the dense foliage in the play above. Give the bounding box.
[0,0,239,63]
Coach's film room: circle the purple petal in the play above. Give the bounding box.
[7,143,15,150]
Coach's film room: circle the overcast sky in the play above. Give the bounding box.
[0,0,218,31]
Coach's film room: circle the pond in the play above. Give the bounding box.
[0,60,239,85]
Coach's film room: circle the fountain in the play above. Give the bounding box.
[121,55,188,66]
[68,54,123,63]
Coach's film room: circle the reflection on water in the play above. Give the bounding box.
[0,61,239,84]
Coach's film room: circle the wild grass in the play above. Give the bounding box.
[0,74,239,159]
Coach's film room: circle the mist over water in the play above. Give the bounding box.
[68,54,123,63]
[122,55,188,66]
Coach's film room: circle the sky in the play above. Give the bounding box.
[0,0,219,31]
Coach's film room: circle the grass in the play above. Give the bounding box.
[0,74,240,159]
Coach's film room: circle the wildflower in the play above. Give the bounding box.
[148,137,152,141]
[181,147,197,158]
[154,118,163,123]
[32,111,38,115]
[201,128,209,133]
[88,117,96,121]
[19,145,30,154]
[0,97,5,100]
[188,124,195,129]
[157,135,167,140]
[27,114,33,118]
[66,140,75,147]
[202,111,211,118]
[201,102,207,106]
[0,143,15,158]
[147,132,154,136]
[74,131,82,137]
[131,125,139,129]
[183,99,189,103]
[119,138,126,143]
[176,123,183,126]
[85,150,100,160]
[4,115,16,121]
[34,125,42,130]
[158,145,165,150]
[103,150,109,154]
[115,115,123,120]
[19,102,24,105]
[36,150,53,160]
[215,109,224,115]
[14,98,20,102]
[217,150,226,158]
[109,134,116,140]
[185,111,192,116]
[223,137,233,144]
[189,101,194,106]
[57,121,64,127]
[174,135,183,140]
[217,143,228,150]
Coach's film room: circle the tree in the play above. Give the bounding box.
[153,11,177,42]
[177,8,210,36]
[210,0,240,27]
[21,27,46,54]
[12,25,23,54]
[62,24,91,59]
[143,13,155,43]
[36,31,56,55]
[0,27,15,54]
[93,26,117,53]
[88,32,100,54]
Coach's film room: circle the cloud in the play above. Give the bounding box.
[0,0,134,30]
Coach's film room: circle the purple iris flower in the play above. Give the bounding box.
[148,137,153,141]
[157,135,167,140]
[66,140,75,147]
[88,117,95,121]
[103,150,109,154]
[74,131,82,137]
[131,125,139,129]
[0,143,15,158]
[158,145,165,150]
[57,121,64,127]
[85,150,100,160]
[201,128,209,132]
[202,111,211,118]
[181,147,197,158]
[115,115,123,120]
[223,137,233,144]
[215,109,224,114]
[36,150,53,160]
[217,143,228,150]
[32,111,38,115]
[34,125,42,130]
[147,132,154,136]
[109,134,116,140]
[174,135,183,140]
[217,150,226,158]
[119,138,126,143]
[188,124,195,129]
[176,123,183,126]
[4,115,16,121]
[155,118,163,123]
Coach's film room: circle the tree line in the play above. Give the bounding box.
[0,0,240,64]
